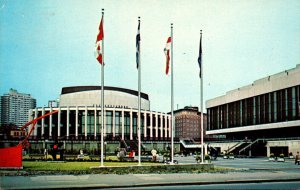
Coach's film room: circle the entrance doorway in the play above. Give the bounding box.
[270,146,288,157]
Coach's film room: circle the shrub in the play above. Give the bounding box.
[270,153,275,158]
[279,154,284,158]
[204,154,211,160]
[195,155,201,162]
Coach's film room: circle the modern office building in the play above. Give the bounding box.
[0,89,36,127]
[206,65,300,156]
[27,86,178,154]
[174,106,206,141]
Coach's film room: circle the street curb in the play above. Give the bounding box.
[249,168,300,171]
[30,178,300,189]
[127,178,300,189]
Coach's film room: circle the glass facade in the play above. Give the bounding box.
[207,85,300,131]
[32,108,170,141]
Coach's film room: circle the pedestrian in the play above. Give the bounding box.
[295,152,299,165]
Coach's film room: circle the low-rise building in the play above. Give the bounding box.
[206,64,300,157]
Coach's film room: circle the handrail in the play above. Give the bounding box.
[180,139,202,148]
[239,136,300,154]
[207,139,244,143]
[239,139,262,154]
[227,141,244,153]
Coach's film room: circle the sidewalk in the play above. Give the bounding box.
[1,169,300,189]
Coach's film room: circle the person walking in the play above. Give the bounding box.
[295,152,299,165]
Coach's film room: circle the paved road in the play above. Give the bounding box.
[2,171,300,189]
[110,181,300,190]
[1,157,300,189]
[175,156,300,170]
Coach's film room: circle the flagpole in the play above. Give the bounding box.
[200,30,204,164]
[171,23,174,165]
[137,17,142,166]
[100,8,105,167]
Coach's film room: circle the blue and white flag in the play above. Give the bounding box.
[198,32,202,78]
[136,21,140,69]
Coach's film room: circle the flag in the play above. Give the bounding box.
[95,16,104,64]
[164,37,171,75]
[136,21,140,69]
[198,33,202,78]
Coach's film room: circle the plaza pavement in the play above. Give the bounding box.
[1,157,300,189]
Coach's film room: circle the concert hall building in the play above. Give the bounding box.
[28,86,177,154]
[206,65,300,157]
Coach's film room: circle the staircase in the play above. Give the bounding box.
[180,139,202,149]
[226,141,243,153]
[239,139,267,156]
[227,141,251,155]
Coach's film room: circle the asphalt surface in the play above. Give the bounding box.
[1,157,300,189]
[110,181,300,190]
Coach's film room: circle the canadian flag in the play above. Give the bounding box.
[95,16,104,64]
[164,37,171,75]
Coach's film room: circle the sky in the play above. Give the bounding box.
[1,0,300,113]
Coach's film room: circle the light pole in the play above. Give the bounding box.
[104,141,107,161]
[45,139,48,160]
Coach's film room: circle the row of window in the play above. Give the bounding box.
[208,85,300,130]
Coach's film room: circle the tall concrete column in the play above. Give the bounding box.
[150,112,153,138]
[130,109,133,140]
[49,106,53,137]
[28,109,34,138]
[160,113,163,138]
[75,106,78,138]
[84,106,87,138]
[41,107,45,136]
[155,112,158,138]
[94,105,97,138]
[164,114,168,138]
[144,112,147,138]
[57,107,61,138]
[267,144,270,157]
[66,106,70,138]
[34,108,38,137]
[104,110,106,137]
[113,110,115,137]
[168,115,171,138]
[122,109,125,140]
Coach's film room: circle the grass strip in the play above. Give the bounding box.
[0,162,236,176]
[23,161,162,171]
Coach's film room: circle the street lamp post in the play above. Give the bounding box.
[45,139,48,160]
[104,141,107,161]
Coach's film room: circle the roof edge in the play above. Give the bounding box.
[61,86,149,100]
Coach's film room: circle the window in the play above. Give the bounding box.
[115,111,121,135]
[292,87,296,118]
[124,112,130,137]
[106,111,112,134]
